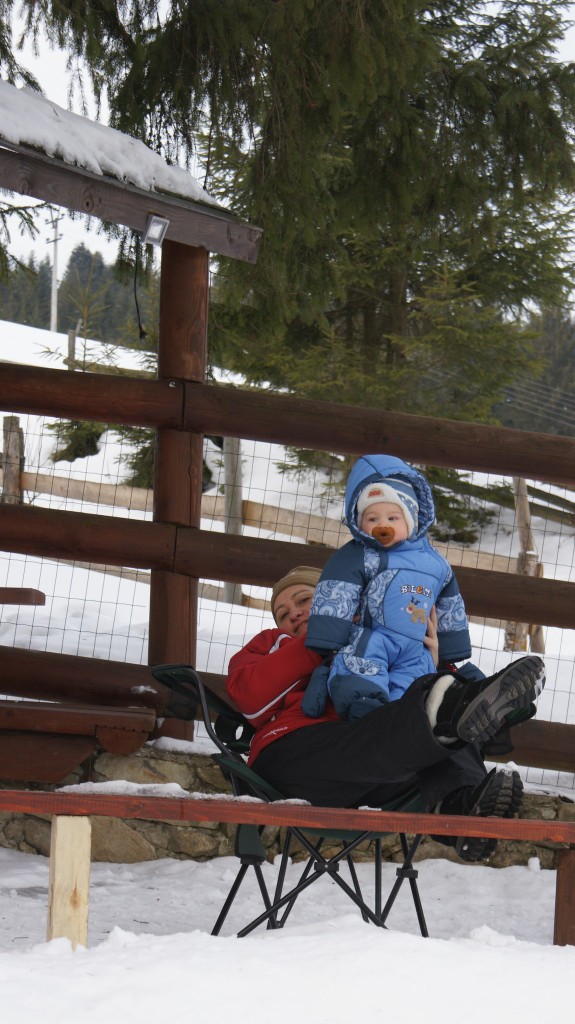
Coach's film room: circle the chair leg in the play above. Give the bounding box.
[374,838,383,918]
[212,863,250,936]
[212,860,279,936]
[345,849,370,923]
[274,830,319,929]
[379,833,429,938]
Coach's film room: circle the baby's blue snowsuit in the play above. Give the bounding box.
[303,455,472,721]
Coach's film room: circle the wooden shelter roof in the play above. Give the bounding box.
[0,82,261,263]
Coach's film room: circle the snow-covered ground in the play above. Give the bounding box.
[1,319,575,1017]
[1,841,574,1024]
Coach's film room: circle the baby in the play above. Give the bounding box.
[303,454,472,721]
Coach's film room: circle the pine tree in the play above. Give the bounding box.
[3,1,575,533]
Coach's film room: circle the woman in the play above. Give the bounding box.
[227,565,546,862]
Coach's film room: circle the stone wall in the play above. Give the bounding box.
[0,744,573,868]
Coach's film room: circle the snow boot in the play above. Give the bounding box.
[427,655,545,746]
[439,767,524,862]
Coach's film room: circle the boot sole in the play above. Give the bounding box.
[456,656,545,745]
[456,768,524,862]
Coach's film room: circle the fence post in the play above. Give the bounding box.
[223,436,244,605]
[1,415,24,504]
[46,815,91,949]
[504,477,545,653]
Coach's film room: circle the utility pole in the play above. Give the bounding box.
[46,208,62,332]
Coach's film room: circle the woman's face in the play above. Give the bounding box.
[273,584,315,637]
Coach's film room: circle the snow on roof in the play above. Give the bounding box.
[0,80,220,209]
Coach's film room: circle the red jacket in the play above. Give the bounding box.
[226,628,339,764]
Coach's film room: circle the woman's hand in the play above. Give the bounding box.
[424,606,439,667]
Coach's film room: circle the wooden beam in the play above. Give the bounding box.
[1,364,574,485]
[554,848,575,946]
[1,644,574,772]
[490,719,575,774]
[0,644,170,709]
[0,734,98,783]
[174,525,575,629]
[149,241,207,671]
[0,502,174,569]
[183,383,575,486]
[0,141,261,263]
[2,789,575,845]
[0,701,155,738]
[0,362,183,426]
[47,815,91,949]
[0,587,45,605]
[0,503,574,627]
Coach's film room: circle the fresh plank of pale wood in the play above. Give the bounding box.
[47,815,92,950]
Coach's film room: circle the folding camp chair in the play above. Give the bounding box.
[152,663,429,938]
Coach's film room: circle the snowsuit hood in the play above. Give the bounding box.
[344,455,435,546]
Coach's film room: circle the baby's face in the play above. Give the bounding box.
[360,501,409,546]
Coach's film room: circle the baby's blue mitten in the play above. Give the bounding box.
[301,664,331,718]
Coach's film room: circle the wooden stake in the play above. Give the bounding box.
[47,815,91,949]
[1,415,23,505]
[554,847,575,946]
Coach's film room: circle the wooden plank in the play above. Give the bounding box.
[0,141,261,263]
[0,734,96,782]
[0,644,169,708]
[8,501,566,624]
[0,362,184,427]
[490,719,575,774]
[0,587,45,605]
[1,366,575,486]
[183,382,575,486]
[18,471,153,512]
[174,527,575,629]
[47,815,91,949]
[0,502,175,570]
[554,848,575,946]
[0,702,155,736]
[1,789,575,846]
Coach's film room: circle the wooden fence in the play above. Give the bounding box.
[1,360,575,768]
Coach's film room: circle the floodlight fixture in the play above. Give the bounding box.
[142,214,170,246]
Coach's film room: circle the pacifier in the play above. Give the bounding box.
[371,525,396,547]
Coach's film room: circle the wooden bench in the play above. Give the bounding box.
[0,790,573,948]
[0,703,157,781]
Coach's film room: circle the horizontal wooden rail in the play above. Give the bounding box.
[0,463,537,573]
[1,504,573,627]
[0,363,183,427]
[2,645,574,773]
[0,702,158,780]
[183,383,575,485]
[0,789,572,845]
[0,587,45,605]
[0,644,171,710]
[2,365,575,484]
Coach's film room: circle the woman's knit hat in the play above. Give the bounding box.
[356,478,419,537]
[271,565,321,623]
